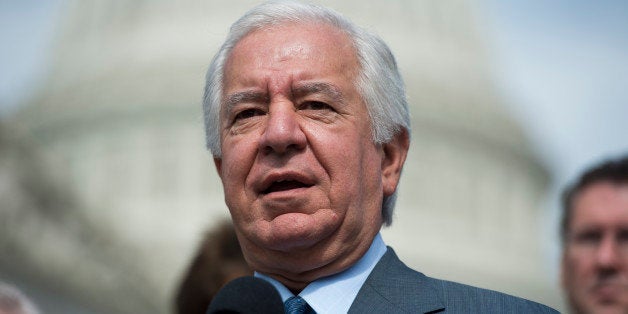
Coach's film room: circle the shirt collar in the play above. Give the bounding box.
[255,233,387,314]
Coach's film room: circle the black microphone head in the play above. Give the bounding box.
[206,276,284,314]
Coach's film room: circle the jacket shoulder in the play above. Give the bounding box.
[351,247,558,313]
[427,277,559,313]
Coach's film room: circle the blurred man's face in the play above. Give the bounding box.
[213,22,407,290]
[562,182,628,314]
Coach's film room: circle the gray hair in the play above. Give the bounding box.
[203,0,410,226]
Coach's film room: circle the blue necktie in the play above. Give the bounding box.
[284,296,314,314]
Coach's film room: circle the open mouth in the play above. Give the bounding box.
[262,179,313,194]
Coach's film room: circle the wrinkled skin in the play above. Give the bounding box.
[213,22,408,292]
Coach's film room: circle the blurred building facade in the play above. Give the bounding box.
[0,0,561,313]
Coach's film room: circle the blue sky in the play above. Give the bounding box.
[1,0,626,196]
[0,0,62,115]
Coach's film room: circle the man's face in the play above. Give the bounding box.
[213,23,407,288]
[562,182,628,314]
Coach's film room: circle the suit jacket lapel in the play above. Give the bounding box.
[349,247,445,313]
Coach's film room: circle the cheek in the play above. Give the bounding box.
[219,138,258,197]
[222,137,255,171]
[318,135,367,178]
[562,256,584,297]
[325,137,383,208]
[565,253,593,283]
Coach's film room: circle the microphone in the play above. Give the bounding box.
[206,276,284,314]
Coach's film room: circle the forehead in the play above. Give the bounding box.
[570,182,628,229]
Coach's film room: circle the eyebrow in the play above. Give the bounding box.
[223,90,269,113]
[292,82,344,104]
[222,82,345,112]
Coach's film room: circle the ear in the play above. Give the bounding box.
[213,157,223,179]
[381,129,410,197]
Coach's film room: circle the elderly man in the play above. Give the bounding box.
[203,1,557,313]
[561,156,628,314]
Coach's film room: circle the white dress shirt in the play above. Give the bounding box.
[255,233,387,314]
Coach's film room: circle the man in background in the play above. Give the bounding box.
[203,1,557,312]
[561,155,628,313]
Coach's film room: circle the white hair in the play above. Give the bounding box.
[203,0,410,226]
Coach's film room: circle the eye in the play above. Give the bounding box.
[618,229,628,243]
[234,108,265,122]
[300,101,332,111]
[574,230,602,246]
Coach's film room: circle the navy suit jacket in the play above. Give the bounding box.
[348,247,558,313]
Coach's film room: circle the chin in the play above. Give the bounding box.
[577,301,627,314]
[266,231,323,252]
[591,306,627,314]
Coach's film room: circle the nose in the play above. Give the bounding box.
[259,101,306,155]
[597,235,621,269]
